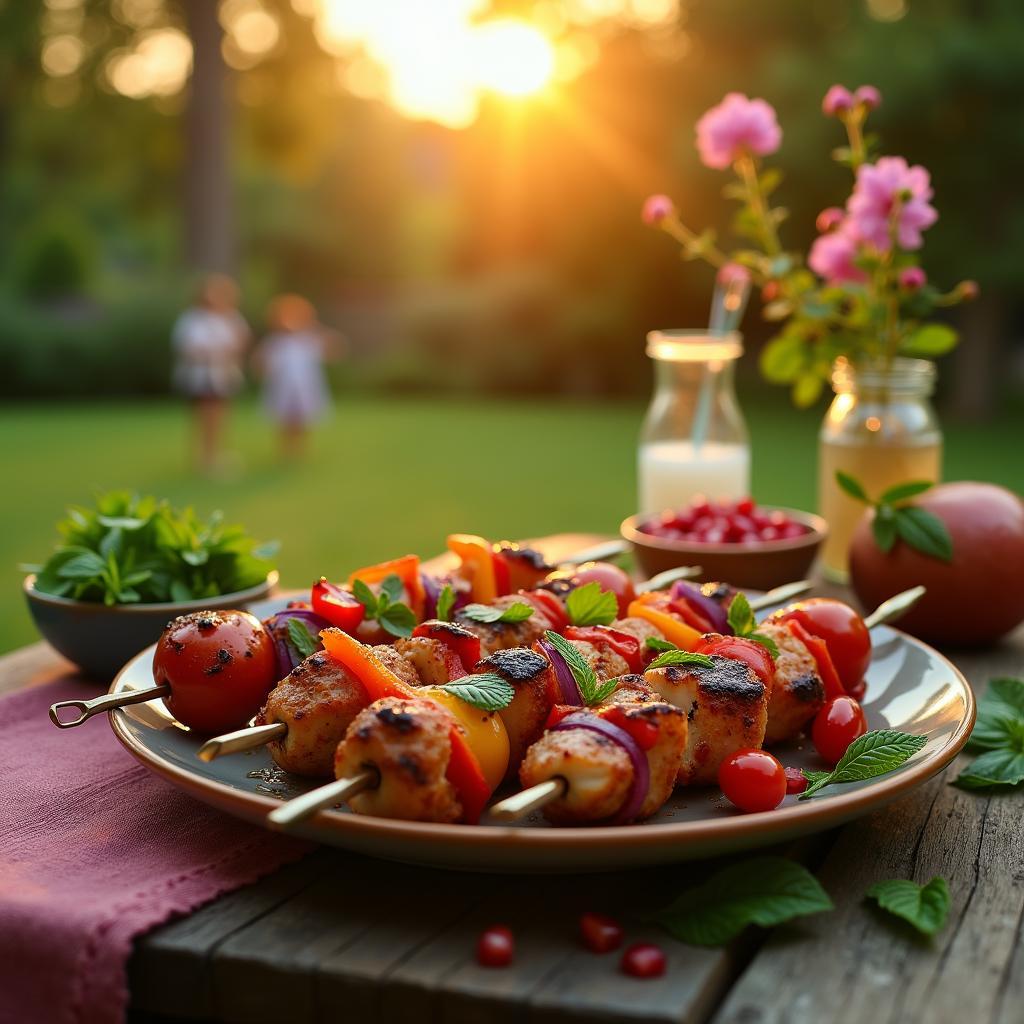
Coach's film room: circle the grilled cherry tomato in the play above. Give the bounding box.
[769,599,870,693]
[812,696,867,765]
[311,578,365,633]
[580,912,624,953]
[718,748,787,813]
[784,767,809,794]
[563,625,643,674]
[477,926,515,967]
[693,635,775,687]
[152,610,277,734]
[412,620,482,675]
[569,562,637,617]
[621,943,666,978]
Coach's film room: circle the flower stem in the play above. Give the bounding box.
[736,153,781,257]
[844,114,867,170]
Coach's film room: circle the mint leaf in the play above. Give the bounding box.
[954,748,1024,790]
[286,618,319,659]
[351,578,378,616]
[836,471,869,503]
[463,602,534,624]
[645,637,677,653]
[747,631,780,658]
[867,877,950,936]
[647,650,714,671]
[648,857,833,947]
[435,584,455,622]
[727,592,756,635]
[800,730,927,799]
[378,573,405,605]
[872,510,898,553]
[565,582,618,627]
[542,630,613,706]
[893,507,953,562]
[879,480,934,504]
[377,602,416,638]
[967,678,1024,751]
[438,673,515,711]
[900,324,958,358]
[56,550,108,579]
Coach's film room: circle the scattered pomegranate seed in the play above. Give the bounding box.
[621,943,667,978]
[784,767,808,794]
[579,912,624,953]
[639,498,810,546]
[477,925,515,967]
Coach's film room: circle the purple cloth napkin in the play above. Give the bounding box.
[0,679,311,1024]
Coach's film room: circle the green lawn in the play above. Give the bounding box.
[3,393,1021,654]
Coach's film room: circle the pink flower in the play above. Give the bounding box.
[717,262,752,286]
[695,93,782,169]
[822,85,855,117]
[854,85,882,110]
[816,207,845,233]
[642,194,675,225]
[899,267,927,291]
[846,156,938,251]
[808,225,868,284]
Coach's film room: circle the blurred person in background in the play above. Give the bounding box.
[252,294,343,461]
[171,274,250,475]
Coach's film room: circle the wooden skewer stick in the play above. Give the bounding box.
[266,769,378,829]
[196,721,287,762]
[635,565,703,594]
[749,579,813,611]
[49,683,170,729]
[486,777,568,823]
[863,586,927,630]
[558,539,629,566]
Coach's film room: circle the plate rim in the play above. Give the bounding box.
[108,627,976,856]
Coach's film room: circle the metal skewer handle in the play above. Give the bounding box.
[196,721,287,762]
[267,769,378,829]
[486,777,568,823]
[864,586,927,630]
[49,683,170,729]
[749,579,813,612]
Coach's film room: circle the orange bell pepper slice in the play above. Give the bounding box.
[447,534,498,604]
[321,627,492,822]
[627,594,702,651]
[348,554,425,619]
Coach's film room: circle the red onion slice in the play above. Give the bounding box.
[264,608,331,676]
[537,638,583,706]
[551,711,650,824]
[671,580,732,635]
[420,573,441,620]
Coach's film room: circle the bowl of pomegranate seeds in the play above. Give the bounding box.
[622,498,827,590]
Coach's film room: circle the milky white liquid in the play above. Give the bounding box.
[638,441,751,513]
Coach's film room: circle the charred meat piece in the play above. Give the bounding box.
[393,636,460,687]
[455,594,550,655]
[334,697,462,823]
[759,621,826,745]
[644,655,766,785]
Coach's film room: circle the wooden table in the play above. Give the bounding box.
[5,537,1023,1024]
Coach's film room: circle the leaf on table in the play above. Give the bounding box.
[866,876,950,936]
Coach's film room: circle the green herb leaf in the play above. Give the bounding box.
[893,507,953,562]
[900,324,958,358]
[438,673,515,711]
[836,471,869,503]
[377,602,417,638]
[645,637,678,653]
[799,730,927,799]
[286,618,320,659]
[542,630,613,706]
[965,678,1024,752]
[879,480,934,504]
[351,578,378,616]
[435,583,456,622]
[727,592,757,635]
[378,573,405,605]
[746,632,780,658]
[866,877,950,936]
[462,602,535,624]
[954,747,1024,789]
[56,550,108,579]
[647,857,833,947]
[872,511,898,553]
[647,650,715,671]
[565,582,618,627]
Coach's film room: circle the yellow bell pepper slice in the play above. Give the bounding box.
[447,533,498,604]
[421,688,509,792]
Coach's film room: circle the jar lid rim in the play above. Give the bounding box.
[646,330,743,362]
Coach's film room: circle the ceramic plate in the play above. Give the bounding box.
[109,596,975,872]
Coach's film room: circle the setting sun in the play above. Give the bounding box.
[471,20,555,98]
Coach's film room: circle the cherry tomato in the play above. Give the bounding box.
[694,635,775,687]
[311,578,365,633]
[477,925,515,967]
[784,766,808,794]
[620,943,666,978]
[579,912,624,953]
[812,696,867,765]
[769,599,870,693]
[718,749,787,813]
[568,561,637,617]
[153,610,277,734]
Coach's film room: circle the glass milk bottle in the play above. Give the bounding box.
[638,330,750,514]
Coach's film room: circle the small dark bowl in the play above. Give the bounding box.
[622,509,827,591]
[23,572,279,679]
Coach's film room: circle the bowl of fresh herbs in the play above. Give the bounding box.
[23,492,279,678]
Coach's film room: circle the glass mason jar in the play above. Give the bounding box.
[818,356,943,581]
[638,330,750,514]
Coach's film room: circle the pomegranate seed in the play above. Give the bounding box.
[736,497,755,515]
[784,767,808,794]
[477,925,515,967]
[579,912,624,953]
[621,943,666,978]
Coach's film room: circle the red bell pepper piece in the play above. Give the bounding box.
[693,634,776,688]
[563,625,643,675]
[348,554,425,619]
[311,578,365,633]
[412,620,482,675]
[669,597,714,634]
[321,628,491,822]
[600,705,659,751]
[519,589,569,632]
[491,549,511,596]
[785,619,846,700]
[545,703,577,730]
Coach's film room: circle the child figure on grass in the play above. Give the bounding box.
[253,294,343,461]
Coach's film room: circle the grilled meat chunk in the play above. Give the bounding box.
[644,654,767,785]
[759,621,826,745]
[455,594,550,655]
[393,636,459,688]
[334,697,462,823]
